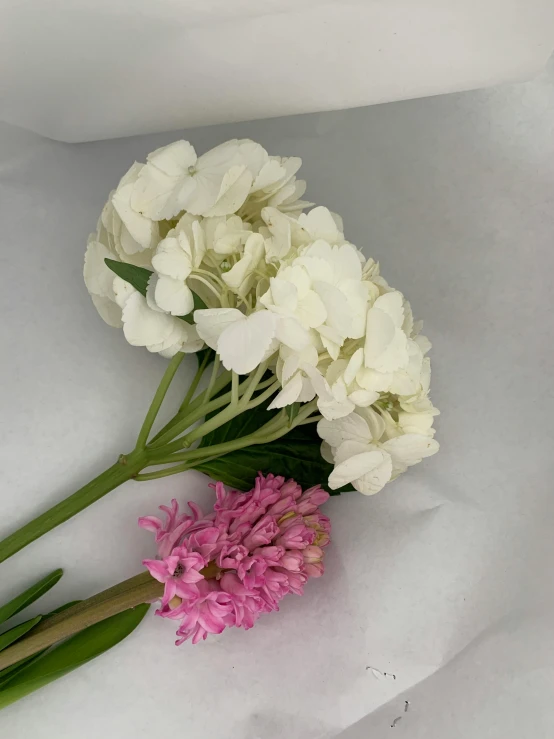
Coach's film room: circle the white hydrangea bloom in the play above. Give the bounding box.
[84,136,439,496]
[318,407,439,495]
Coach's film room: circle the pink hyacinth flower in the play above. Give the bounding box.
[139,473,331,645]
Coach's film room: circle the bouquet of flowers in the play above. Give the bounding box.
[0,138,439,708]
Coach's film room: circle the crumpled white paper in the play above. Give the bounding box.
[0,0,553,141]
[0,61,553,738]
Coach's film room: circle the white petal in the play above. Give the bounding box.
[297,375,317,403]
[398,411,436,437]
[276,317,311,352]
[194,308,244,351]
[217,311,278,374]
[112,276,136,309]
[415,334,432,355]
[122,293,177,347]
[261,207,293,261]
[191,220,206,267]
[203,165,253,217]
[374,291,405,326]
[261,276,298,313]
[356,367,393,392]
[320,441,335,464]
[119,224,144,256]
[333,439,374,464]
[112,181,158,248]
[251,159,286,193]
[298,206,342,243]
[282,353,301,384]
[329,450,392,494]
[148,140,197,177]
[365,300,409,373]
[317,395,355,421]
[303,363,333,401]
[222,233,264,296]
[348,388,379,407]
[357,407,386,441]
[295,255,334,284]
[145,274,164,313]
[237,139,268,176]
[381,434,440,470]
[313,281,352,337]
[343,348,364,386]
[131,165,187,221]
[196,139,241,172]
[296,290,327,328]
[154,275,194,316]
[91,294,122,328]
[343,280,370,339]
[267,373,303,409]
[84,240,116,298]
[317,412,370,448]
[152,236,193,280]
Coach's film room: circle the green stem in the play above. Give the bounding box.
[150,369,231,446]
[203,355,220,404]
[231,371,239,406]
[180,380,280,448]
[134,463,191,482]
[0,451,147,565]
[178,352,210,413]
[0,572,162,672]
[136,352,185,449]
[148,373,275,453]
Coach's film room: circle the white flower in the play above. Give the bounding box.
[260,207,308,262]
[208,215,252,255]
[108,163,159,254]
[324,349,380,409]
[84,137,439,501]
[222,234,266,298]
[131,139,269,221]
[318,408,439,494]
[268,345,320,409]
[241,157,312,220]
[364,291,410,373]
[147,214,207,316]
[120,290,203,356]
[297,206,345,245]
[194,308,278,374]
[295,240,370,344]
[260,267,323,351]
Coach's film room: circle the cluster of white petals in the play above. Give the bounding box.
[85,138,439,495]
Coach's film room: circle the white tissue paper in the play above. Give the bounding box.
[0,0,553,142]
[0,60,553,738]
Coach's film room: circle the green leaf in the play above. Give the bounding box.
[199,397,278,450]
[0,604,149,708]
[104,259,151,295]
[0,617,42,653]
[104,259,208,325]
[0,601,81,688]
[195,421,353,495]
[0,570,63,627]
[286,402,301,427]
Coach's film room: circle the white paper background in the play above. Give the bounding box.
[1,0,553,142]
[0,61,553,738]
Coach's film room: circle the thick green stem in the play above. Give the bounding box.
[0,451,147,565]
[0,572,162,672]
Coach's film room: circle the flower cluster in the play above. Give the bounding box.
[139,473,330,644]
[85,137,439,494]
